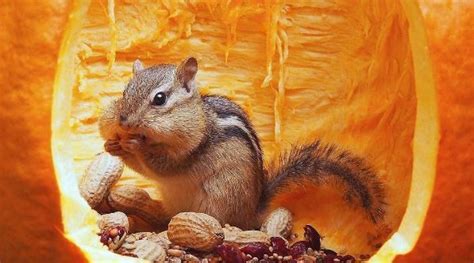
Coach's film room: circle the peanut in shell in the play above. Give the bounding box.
[261,207,293,238]
[167,212,224,251]
[229,230,270,244]
[79,152,124,208]
[107,185,168,228]
[98,211,130,232]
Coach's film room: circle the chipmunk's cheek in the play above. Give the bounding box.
[125,133,145,140]
[120,138,144,153]
[140,128,165,144]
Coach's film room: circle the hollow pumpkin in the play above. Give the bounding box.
[49,0,438,261]
[5,0,466,262]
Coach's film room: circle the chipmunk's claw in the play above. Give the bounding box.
[104,139,128,156]
[121,137,144,153]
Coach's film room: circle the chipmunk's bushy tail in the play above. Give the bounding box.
[260,140,386,223]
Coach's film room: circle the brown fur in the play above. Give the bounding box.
[99,58,262,229]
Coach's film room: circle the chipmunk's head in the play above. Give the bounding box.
[116,57,206,151]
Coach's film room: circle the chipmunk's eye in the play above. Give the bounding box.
[152,92,167,106]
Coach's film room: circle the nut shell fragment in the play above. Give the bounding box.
[261,207,293,238]
[168,212,224,251]
[121,232,170,251]
[157,230,171,247]
[79,152,124,208]
[132,240,166,262]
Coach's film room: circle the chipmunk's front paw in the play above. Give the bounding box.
[121,135,145,153]
[104,139,128,157]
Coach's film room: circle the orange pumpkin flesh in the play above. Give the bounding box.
[50,0,437,261]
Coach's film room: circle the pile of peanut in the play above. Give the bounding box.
[80,152,359,263]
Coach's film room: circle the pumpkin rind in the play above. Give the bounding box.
[396,1,474,261]
[0,0,86,262]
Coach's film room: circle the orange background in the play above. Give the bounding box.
[0,1,472,262]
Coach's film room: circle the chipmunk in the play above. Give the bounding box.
[99,57,386,230]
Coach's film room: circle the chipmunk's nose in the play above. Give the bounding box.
[119,114,137,129]
[119,114,127,123]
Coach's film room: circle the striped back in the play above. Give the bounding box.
[202,95,263,171]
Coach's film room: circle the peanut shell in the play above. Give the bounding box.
[98,211,130,232]
[132,239,166,262]
[184,254,200,262]
[167,248,184,258]
[121,232,169,251]
[157,230,171,247]
[229,230,270,244]
[223,224,243,243]
[107,185,168,228]
[79,152,124,208]
[168,212,224,251]
[261,207,293,238]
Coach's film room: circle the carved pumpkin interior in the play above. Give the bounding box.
[51,0,438,261]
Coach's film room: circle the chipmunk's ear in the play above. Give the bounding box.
[177,57,198,93]
[132,59,144,75]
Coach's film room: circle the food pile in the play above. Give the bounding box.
[80,153,361,262]
[98,211,359,263]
